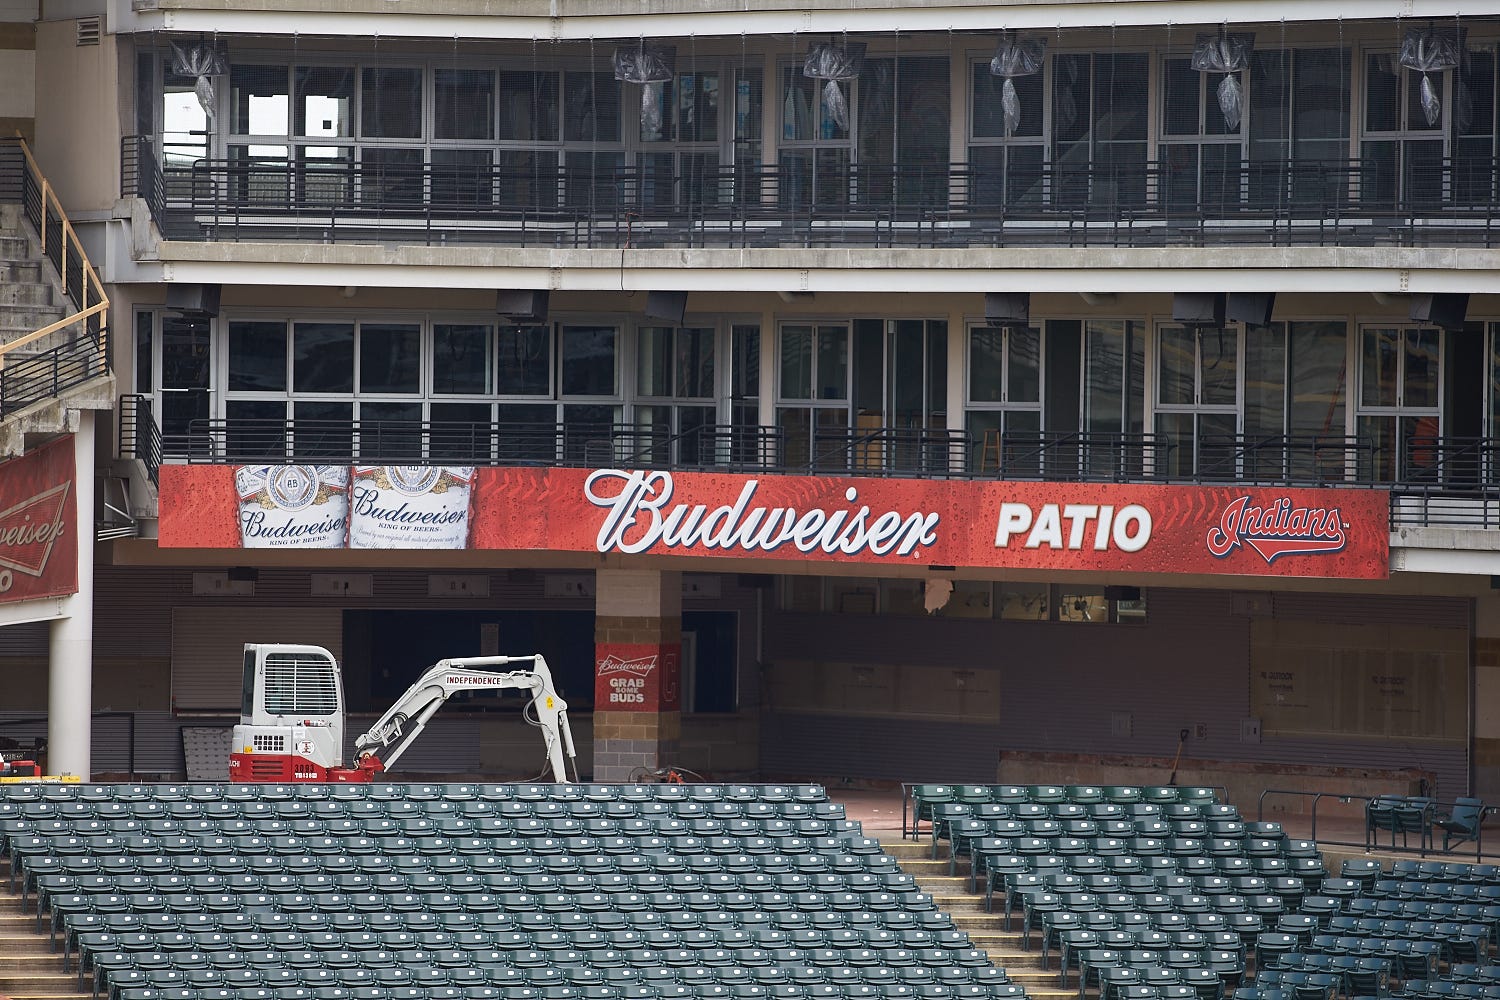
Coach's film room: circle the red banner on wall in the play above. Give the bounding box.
[0,436,78,603]
[595,642,681,712]
[157,464,1390,579]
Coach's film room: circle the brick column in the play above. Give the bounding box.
[593,569,682,782]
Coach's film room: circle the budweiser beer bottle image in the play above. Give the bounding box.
[348,466,476,549]
[235,466,350,548]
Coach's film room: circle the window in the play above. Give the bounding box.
[779,62,852,208]
[1242,322,1349,480]
[967,324,1042,473]
[497,325,551,396]
[228,320,288,392]
[1357,327,1441,482]
[433,324,494,395]
[971,57,1044,205]
[1160,54,1244,208]
[636,326,717,465]
[857,56,950,207]
[361,67,423,138]
[1248,48,1351,206]
[1154,325,1241,479]
[1361,48,1449,206]
[1051,52,1150,207]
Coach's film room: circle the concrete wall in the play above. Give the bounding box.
[0,26,35,140]
[33,20,116,212]
[760,588,1472,799]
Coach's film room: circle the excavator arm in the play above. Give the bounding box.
[352,655,578,782]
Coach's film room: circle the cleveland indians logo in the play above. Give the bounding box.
[1206,495,1348,565]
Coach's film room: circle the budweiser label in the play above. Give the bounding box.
[349,466,475,549]
[235,465,350,549]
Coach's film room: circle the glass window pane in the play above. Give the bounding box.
[1362,328,1400,408]
[733,324,760,400]
[226,399,288,460]
[359,323,420,394]
[436,68,495,140]
[1365,53,1400,132]
[361,67,422,138]
[561,326,618,396]
[677,327,715,399]
[781,68,818,142]
[294,66,354,139]
[293,400,353,460]
[163,75,208,170]
[228,320,287,392]
[969,329,1006,404]
[1158,326,1196,405]
[499,71,560,142]
[816,325,849,401]
[432,149,493,208]
[1200,327,1239,406]
[231,65,289,136]
[564,72,621,143]
[361,148,424,206]
[781,326,813,400]
[1243,324,1286,439]
[1085,320,1125,433]
[359,401,424,461]
[1162,58,1200,136]
[1288,321,1348,437]
[433,324,494,395]
[497,325,551,396]
[293,322,354,393]
[1405,328,1440,408]
[638,326,673,397]
[135,311,154,393]
[1008,326,1041,403]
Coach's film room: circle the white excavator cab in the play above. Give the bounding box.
[230,644,347,781]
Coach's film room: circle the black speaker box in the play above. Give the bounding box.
[1409,292,1470,332]
[1226,291,1276,327]
[496,289,550,322]
[645,290,689,325]
[1173,291,1226,327]
[984,292,1030,328]
[165,283,221,317]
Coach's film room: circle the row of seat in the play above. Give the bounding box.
[1,784,834,805]
[939,820,1293,860]
[58,909,962,966]
[992,866,1317,915]
[1339,861,1500,888]
[6,832,880,862]
[1,800,845,823]
[911,785,1222,811]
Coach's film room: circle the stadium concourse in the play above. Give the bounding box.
[1,781,1498,1000]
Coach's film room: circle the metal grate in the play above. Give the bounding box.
[75,17,100,46]
[262,652,338,715]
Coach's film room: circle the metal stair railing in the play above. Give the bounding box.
[0,136,110,403]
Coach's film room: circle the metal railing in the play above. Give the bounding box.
[0,137,109,375]
[1257,788,1491,860]
[118,394,163,486]
[120,137,1500,249]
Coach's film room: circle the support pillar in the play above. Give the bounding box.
[593,569,682,783]
[48,413,94,778]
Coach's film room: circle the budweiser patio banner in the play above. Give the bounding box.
[157,464,1391,579]
[0,435,78,603]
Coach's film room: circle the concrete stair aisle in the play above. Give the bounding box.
[0,204,72,356]
[883,839,1077,1000]
[0,860,94,1000]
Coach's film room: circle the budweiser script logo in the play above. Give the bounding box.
[1206,495,1348,564]
[597,654,659,679]
[583,469,940,558]
[0,481,70,589]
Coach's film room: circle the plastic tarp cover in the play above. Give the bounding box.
[614,43,677,136]
[989,36,1047,137]
[803,42,867,131]
[170,40,227,121]
[1399,28,1461,126]
[1190,33,1254,132]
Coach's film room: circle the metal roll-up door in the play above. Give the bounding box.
[171,607,344,712]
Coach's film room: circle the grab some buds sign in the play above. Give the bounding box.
[157,464,1390,579]
[0,435,78,603]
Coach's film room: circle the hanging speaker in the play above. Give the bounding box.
[1226,292,1276,327]
[165,283,221,317]
[496,289,550,322]
[1409,293,1470,332]
[984,292,1030,328]
[645,291,689,325]
[1172,292,1226,327]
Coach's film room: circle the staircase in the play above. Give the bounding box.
[0,860,92,1000]
[885,839,1075,1000]
[0,137,114,459]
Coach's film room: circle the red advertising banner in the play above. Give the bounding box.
[595,642,681,713]
[157,464,1390,579]
[0,435,78,603]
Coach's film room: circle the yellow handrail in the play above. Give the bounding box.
[1,136,109,368]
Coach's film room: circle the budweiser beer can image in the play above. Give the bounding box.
[235,465,351,548]
[349,466,476,549]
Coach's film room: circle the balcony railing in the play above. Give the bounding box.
[137,411,1500,527]
[122,136,1500,250]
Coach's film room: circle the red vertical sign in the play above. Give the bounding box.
[0,435,78,603]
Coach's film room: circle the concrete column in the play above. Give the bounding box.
[48,413,94,778]
[593,568,682,783]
